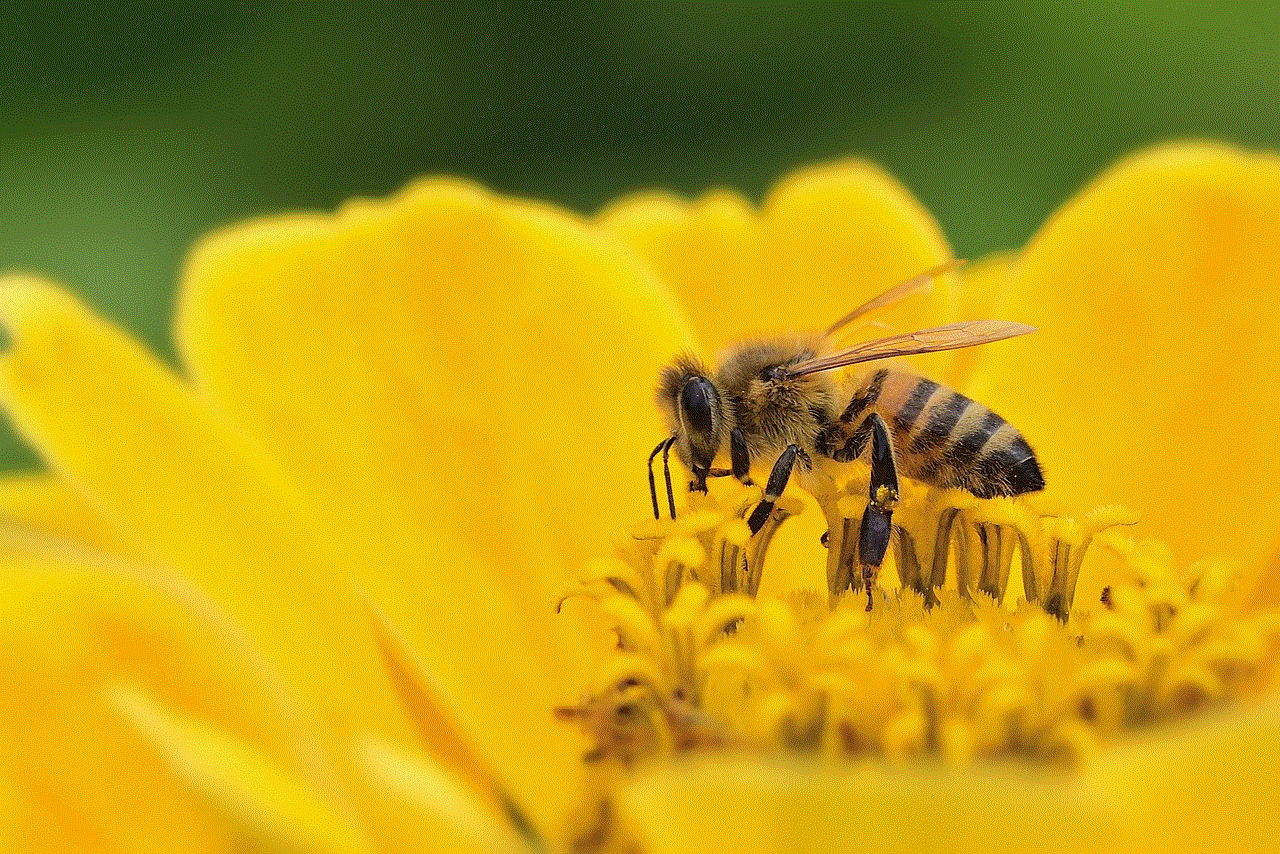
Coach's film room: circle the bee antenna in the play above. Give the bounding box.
[648,438,670,520]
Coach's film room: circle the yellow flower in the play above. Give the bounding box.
[2,143,1279,853]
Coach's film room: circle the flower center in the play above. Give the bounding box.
[555,474,1279,847]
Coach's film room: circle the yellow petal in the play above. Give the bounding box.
[622,755,1107,854]
[177,179,693,578]
[0,276,410,745]
[360,591,533,831]
[358,736,525,854]
[598,161,954,369]
[0,530,341,854]
[177,182,670,829]
[353,537,595,836]
[977,144,1280,578]
[1090,695,1280,852]
[0,473,140,558]
[1245,549,1280,615]
[111,686,373,854]
[945,252,1019,394]
[625,700,1280,854]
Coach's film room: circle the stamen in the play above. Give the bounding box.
[558,474,1280,851]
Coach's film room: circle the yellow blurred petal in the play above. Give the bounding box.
[978,144,1280,580]
[946,252,1018,394]
[622,755,1106,854]
[1244,548,1280,617]
[358,533,593,835]
[177,179,693,580]
[1091,696,1280,852]
[0,473,141,558]
[0,276,409,742]
[0,530,341,854]
[176,182,680,830]
[598,160,955,373]
[360,591,528,829]
[111,686,374,854]
[358,736,525,854]
[598,187,762,356]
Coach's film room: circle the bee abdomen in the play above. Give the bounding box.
[965,426,1044,498]
[871,373,1044,498]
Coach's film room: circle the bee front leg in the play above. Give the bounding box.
[728,427,755,487]
[730,427,755,486]
[702,429,757,488]
[746,444,809,535]
[858,413,900,611]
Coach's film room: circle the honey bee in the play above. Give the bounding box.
[648,262,1044,606]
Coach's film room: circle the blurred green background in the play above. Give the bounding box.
[2,1,1278,470]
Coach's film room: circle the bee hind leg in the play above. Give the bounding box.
[858,414,900,611]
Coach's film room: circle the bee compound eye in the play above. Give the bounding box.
[679,376,717,435]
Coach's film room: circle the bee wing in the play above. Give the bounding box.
[788,320,1035,378]
[824,259,966,338]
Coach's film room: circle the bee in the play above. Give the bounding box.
[648,262,1044,606]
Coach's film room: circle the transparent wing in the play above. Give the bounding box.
[824,259,966,338]
[787,320,1035,378]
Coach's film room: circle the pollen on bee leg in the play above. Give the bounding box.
[872,483,898,511]
[822,478,908,608]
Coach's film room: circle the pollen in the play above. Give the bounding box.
[558,473,1280,781]
[872,483,898,511]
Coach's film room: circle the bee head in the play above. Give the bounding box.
[657,355,725,490]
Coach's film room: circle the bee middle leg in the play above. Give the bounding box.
[746,444,810,535]
[857,413,900,611]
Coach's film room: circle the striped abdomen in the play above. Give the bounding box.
[823,368,1044,499]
